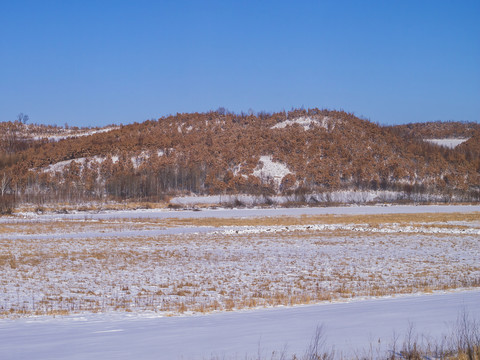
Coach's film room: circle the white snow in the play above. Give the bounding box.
[424,138,469,149]
[33,127,118,141]
[6,204,479,222]
[2,204,479,319]
[271,116,332,131]
[131,151,151,169]
[170,194,284,206]
[253,155,292,187]
[1,205,479,359]
[44,158,86,173]
[40,149,170,174]
[0,290,478,359]
[170,190,452,207]
[217,222,480,236]
[43,156,106,173]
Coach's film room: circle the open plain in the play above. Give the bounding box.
[1,205,479,318]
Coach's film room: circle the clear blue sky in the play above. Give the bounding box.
[1,0,479,127]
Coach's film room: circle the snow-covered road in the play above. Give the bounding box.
[1,290,479,360]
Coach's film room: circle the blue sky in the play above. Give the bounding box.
[1,0,479,127]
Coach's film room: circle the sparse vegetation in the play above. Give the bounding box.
[1,212,479,318]
[207,315,480,359]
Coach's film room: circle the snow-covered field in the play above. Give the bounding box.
[7,203,479,221]
[0,290,479,359]
[0,205,479,358]
[1,205,479,316]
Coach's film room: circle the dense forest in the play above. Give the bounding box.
[1,108,479,212]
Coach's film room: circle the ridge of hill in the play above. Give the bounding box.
[391,121,480,139]
[1,109,479,210]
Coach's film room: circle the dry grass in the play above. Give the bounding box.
[3,211,478,238]
[14,201,169,215]
[208,314,480,359]
[157,211,480,228]
[1,212,479,318]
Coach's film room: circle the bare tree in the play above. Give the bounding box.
[0,172,11,196]
[17,113,29,124]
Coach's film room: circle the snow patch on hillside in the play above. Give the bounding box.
[33,126,118,141]
[425,138,468,149]
[43,156,107,173]
[271,116,331,131]
[41,149,171,173]
[253,155,292,187]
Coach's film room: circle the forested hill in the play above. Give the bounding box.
[390,121,480,139]
[1,108,479,208]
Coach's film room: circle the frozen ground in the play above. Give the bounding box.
[0,290,479,359]
[1,206,479,317]
[0,205,479,358]
[5,204,479,222]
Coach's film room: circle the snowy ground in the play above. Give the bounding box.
[169,192,456,206]
[0,290,479,359]
[0,205,479,358]
[6,203,479,222]
[1,205,479,317]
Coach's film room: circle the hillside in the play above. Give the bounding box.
[458,131,480,155]
[1,109,479,211]
[391,121,480,139]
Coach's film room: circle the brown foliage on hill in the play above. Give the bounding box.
[1,109,479,205]
[391,121,480,139]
